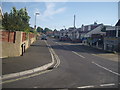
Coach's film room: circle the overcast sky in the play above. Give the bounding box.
[2,1,118,30]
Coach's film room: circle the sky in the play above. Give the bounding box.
[1,1,119,30]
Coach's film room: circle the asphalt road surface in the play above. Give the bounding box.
[2,37,119,89]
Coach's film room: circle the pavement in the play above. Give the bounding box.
[2,38,53,75]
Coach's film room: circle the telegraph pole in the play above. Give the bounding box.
[74,15,76,29]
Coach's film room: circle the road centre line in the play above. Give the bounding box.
[77,85,94,88]
[53,40,119,88]
[77,83,117,88]
[54,41,120,77]
[92,61,120,76]
[100,83,115,87]
[54,41,85,58]
[72,51,85,58]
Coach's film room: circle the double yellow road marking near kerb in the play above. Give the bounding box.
[0,70,52,84]
[44,41,61,68]
[1,40,61,85]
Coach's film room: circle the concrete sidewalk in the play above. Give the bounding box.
[2,39,52,75]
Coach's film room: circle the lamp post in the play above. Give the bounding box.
[74,15,76,29]
[63,26,66,30]
[34,12,40,30]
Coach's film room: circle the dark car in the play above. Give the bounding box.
[41,34,47,40]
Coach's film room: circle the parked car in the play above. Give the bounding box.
[41,34,47,40]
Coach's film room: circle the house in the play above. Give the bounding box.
[53,29,60,38]
[58,28,72,41]
[84,24,107,48]
[80,22,103,44]
[66,27,75,40]
[103,19,120,52]
[70,28,82,42]
[61,27,81,42]
[59,29,66,38]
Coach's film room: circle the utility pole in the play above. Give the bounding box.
[72,15,75,39]
[74,15,76,29]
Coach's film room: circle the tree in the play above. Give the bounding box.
[2,12,9,30]
[37,27,43,33]
[43,27,52,34]
[2,7,30,32]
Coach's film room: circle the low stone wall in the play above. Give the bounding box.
[104,37,119,52]
[0,30,36,58]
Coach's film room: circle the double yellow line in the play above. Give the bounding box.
[1,41,61,85]
[44,40,61,68]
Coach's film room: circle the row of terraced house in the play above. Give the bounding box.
[53,20,120,52]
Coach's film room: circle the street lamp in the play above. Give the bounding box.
[63,26,66,30]
[34,12,40,30]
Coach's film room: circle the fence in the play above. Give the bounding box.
[0,31,16,43]
[0,31,36,43]
[0,30,36,58]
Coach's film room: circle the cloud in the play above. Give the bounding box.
[39,2,66,21]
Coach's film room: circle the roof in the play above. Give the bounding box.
[84,24,105,37]
[115,19,120,26]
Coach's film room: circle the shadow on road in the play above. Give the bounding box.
[50,39,114,55]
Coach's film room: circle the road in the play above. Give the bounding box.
[2,37,119,89]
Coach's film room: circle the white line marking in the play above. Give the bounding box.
[77,85,94,88]
[77,83,117,88]
[92,61,120,76]
[72,51,85,58]
[100,83,115,87]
